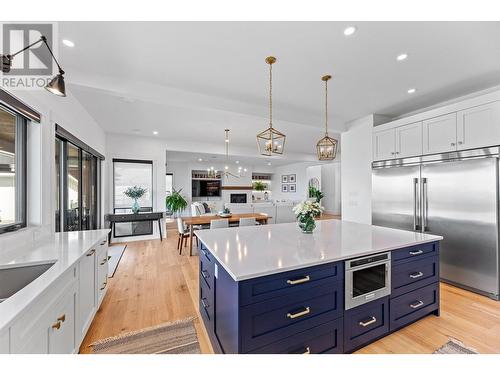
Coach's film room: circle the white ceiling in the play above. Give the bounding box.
[58,21,500,160]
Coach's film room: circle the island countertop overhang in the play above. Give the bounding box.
[194,219,443,282]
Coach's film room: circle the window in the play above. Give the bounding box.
[55,125,102,232]
[113,159,153,237]
[0,105,26,234]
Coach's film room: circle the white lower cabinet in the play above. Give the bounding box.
[6,234,108,354]
[0,330,9,353]
[457,101,500,151]
[77,247,97,343]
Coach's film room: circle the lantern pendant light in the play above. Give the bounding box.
[257,56,286,156]
[316,75,338,161]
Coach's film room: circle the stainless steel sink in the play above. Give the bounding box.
[0,262,56,303]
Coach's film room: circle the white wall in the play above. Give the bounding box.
[271,162,311,201]
[340,115,375,224]
[0,89,106,253]
[321,163,341,215]
[105,133,166,242]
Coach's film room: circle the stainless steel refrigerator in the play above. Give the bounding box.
[372,147,500,300]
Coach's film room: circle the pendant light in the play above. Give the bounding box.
[257,56,286,156]
[222,129,242,179]
[316,75,338,160]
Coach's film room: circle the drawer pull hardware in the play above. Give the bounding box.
[100,259,107,266]
[201,298,209,309]
[287,275,310,285]
[52,321,61,330]
[100,281,107,290]
[409,271,424,279]
[57,314,66,323]
[201,270,210,279]
[302,347,311,355]
[286,306,311,319]
[359,316,377,327]
[409,250,423,256]
[87,249,95,256]
[410,300,424,309]
[100,241,107,246]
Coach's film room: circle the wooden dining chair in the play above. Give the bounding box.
[177,217,198,255]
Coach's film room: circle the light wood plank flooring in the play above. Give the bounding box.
[80,226,500,354]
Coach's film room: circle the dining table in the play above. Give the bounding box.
[182,213,270,256]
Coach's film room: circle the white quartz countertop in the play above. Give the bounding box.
[195,220,443,281]
[0,229,109,330]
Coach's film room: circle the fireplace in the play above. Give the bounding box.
[230,193,247,204]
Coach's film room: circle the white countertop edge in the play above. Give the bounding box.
[0,229,110,331]
[208,236,443,282]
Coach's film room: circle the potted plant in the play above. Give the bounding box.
[308,186,324,203]
[124,186,147,214]
[253,181,267,191]
[293,200,323,234]
[166,188,188,217]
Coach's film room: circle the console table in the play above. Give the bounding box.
[105,212,164,244]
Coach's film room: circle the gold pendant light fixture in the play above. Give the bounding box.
[316,75,338,161]
[222,129,242,179]
[257,56,286,156]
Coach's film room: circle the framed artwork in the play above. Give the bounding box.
[281,184,288,192]
[288,174,296,183]
[281,175,288,183]
[289,184,296,192]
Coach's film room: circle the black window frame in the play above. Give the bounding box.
[0,103,27,235]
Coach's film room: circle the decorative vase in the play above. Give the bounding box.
[298,215,316,234]
[131,199,140,214]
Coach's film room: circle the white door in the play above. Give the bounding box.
[396,121,423,158]
[49,291,76,353]
[78,248,96,342]
[373,128,396,161]
[423,113,457,154]
[457,101,500,150]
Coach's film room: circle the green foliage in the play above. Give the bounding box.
[166,188,188,216]
[308,186,324,203]
[124,186,147,200]
[253,181,267,191]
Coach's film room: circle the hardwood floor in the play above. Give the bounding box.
[80,228,500,354]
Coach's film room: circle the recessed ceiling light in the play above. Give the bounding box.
[343,26,357,36]
[62,39,75,47]
[235,160,239,164]
[243,168,247,172]
[153,131,158,135]
[198,158,203,162]
[397,53,408,61]
[267,162,272,166]
[407,88,417,94]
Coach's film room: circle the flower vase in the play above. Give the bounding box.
[131,199,140,214]
[298,215,316,234]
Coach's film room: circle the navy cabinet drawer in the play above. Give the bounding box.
[200,254,214,290]
[240,278,343,352]
[390,283,439,331]
[392,242,439,265]
[199,277,214,327]
[248,318,343,354]
[199,244,213,264]
[343,296,389,353]
[392,255,439,297]
[240,262,342,306]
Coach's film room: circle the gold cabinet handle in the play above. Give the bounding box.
[359,316,377,327]
[286,275,310,285]
[100,259,107,266]
[100,281,107,290]
[410,300,424,309]
[100,240,107,246]
[86,249,95,256]
[52,321,61,330]
[57,314,66,323]
[286,306,311,319]
[409,271,424,279]
[302,347,311,355]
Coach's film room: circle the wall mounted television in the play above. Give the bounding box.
[192,179,221,197]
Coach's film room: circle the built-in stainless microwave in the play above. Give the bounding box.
[345,252,391,310]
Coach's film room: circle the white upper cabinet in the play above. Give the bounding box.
[373,128,396,161]
[423,113,457,154]
[396,121,423,158]
[457,101,500,151]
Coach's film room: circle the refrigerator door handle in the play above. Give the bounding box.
[422,177,428,231]
[413,178,419,231]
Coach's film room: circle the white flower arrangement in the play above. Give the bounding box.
[292,200,323,218]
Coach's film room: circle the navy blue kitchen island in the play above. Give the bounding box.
[195,220,442,354]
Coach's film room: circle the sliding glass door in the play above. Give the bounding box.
[55,133,101,232]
